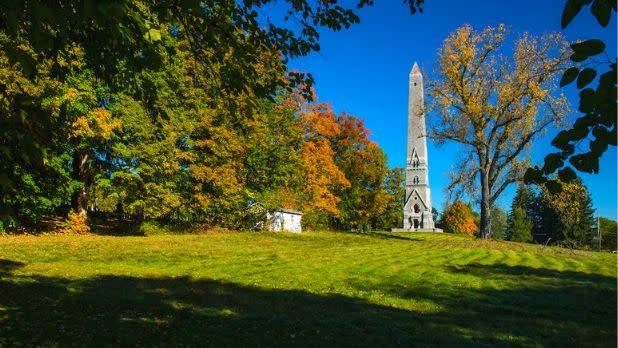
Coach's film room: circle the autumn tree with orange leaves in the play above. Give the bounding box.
[297,102,350,227]
[333,114,391,231]
[441,200,477,236]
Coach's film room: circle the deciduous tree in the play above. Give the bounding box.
[333,114,389,231]
[440,200,477,236]
[598,217,617,251]
[375,168,405,230]
[298,102,350,228]
[428,24,569,239]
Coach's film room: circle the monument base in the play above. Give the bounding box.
[391,228,443,233]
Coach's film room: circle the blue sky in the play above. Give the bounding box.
[280,0,617,218]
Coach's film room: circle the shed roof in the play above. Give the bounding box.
[276,208,303,215]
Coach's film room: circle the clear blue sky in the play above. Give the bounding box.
[282,0,617,218]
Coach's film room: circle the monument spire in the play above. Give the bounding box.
[393,62,440,232]
[410,62,421,76]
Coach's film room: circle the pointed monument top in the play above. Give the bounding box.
[411,62,421,76]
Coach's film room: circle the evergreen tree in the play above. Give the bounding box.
[509,207,533,242]
[535,179,595,248]
[507,184,537,241]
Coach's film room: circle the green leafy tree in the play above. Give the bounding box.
[0,0,426,231]
[333,114,389,231]
[375,168,405,230]
[526,0,616,192]
[598,217,617,251]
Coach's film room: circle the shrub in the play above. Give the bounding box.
[62,212,90,234]
[441,200,477,236]
[140,221,168,236]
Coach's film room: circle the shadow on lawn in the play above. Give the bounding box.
[349,263,617,347]
[0,261,615,347]
[0,259,24,278]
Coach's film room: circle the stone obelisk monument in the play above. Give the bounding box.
[393,62,441,232]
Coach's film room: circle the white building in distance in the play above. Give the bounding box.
[267,209,303,233]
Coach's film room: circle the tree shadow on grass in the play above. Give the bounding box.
[0,267,457,347]
[0,259,24,278]
[1,261,615,347]
[349,263,617,347]
[448,263,617,286]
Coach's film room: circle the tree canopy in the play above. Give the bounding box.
[0,0,420,232]
[428,24,570,239]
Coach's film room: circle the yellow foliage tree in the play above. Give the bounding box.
[429,24,570,239]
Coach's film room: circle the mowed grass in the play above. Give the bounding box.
[0,231,615,347]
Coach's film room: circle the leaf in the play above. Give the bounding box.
[576,68,597,88]
[542,153,564,174]
[569,123,591,140]
[143,28,162,42]
[562,0,592,28]
[589,136,609,155]
[545,180,563,194]
[569,153,599,173]
[590,126,610,155]
[560,67,579,87]
[558,167,577,183]
[524,167,546,184]
[591,0,612,27]
[578,88,596,113]
[570,52,588,62]
[573,113,596,129]
[608,126,617,146]
[551,130,573,149]
[571,39,606,57]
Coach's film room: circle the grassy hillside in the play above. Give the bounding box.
[0,231,615,347]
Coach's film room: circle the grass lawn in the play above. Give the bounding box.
[0,231,615,347]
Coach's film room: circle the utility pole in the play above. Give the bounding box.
[597,213,601,251]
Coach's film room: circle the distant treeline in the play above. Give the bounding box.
[439,182,616,251]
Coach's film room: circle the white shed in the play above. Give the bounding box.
[267,209,303,233]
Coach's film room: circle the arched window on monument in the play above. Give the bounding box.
[414,204,420,214]
[413,176,419,184]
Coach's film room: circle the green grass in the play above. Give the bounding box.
[0,231,615,347]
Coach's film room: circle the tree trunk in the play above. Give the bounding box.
[479,170,492,239]
[71,151,89,216]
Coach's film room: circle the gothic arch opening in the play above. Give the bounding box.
[414,204,420,213]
